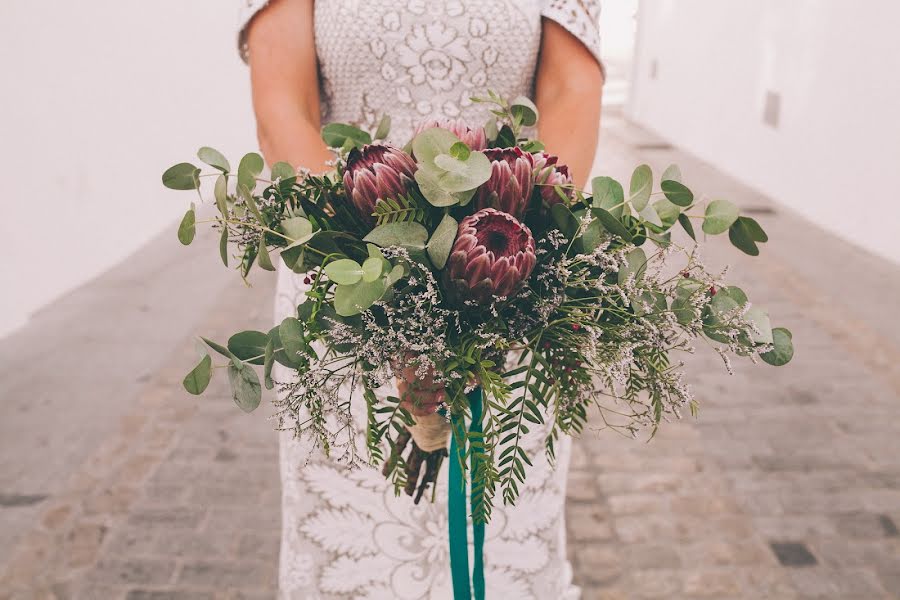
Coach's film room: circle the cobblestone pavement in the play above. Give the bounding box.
[2,111,899,599]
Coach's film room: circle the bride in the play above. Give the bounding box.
[238,1,604,597]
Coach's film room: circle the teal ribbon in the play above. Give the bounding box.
[448,387,486,600]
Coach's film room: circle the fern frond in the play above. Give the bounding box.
[372,194,426,225]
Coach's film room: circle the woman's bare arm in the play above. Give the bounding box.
[534,18,605,189]
[246,0,333,171]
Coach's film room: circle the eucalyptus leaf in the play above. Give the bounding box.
[266,326,297,368]
[219,227,229,267]
[581,218,608,253]
[677,213,696,241]
[426,213,458,269]
[671,295,696,325]
[214,174,228,216]
[183,354,212,395]
[334,277,388,317]
[761,327,794,366]
[629,164,653,211]
[227,330,268,365]
[745,306,773,345]
[661,164,682,183]
[263,336,275,390]
[237,152,264,191]
[227,362,261,413]
[162,162,200,190]
[703,199,739,235]
[361,257,384,282]
[592,207,633,242]
[661,180,694,207]
[510,96,539,126]
[739,216,768,242]
[728,218,760,255]
[257,238,275,271]
[387,264,406,285]
[324,259,364,285]
[617,248,647,286]
[411,127,459,168]
[702,294,741,343]
[177,209,196,245]
[435,151,492,192]
[414,168,460,207]
[197,147,230,173]
[321,122,372,148]
[363,221,429,248]
[201,336,237,364]
[279,317,308,363]
[551,203,579,240]
[374,115,391,140]
[651,199,680,231]
[638,204,662,227]
[280,216,313,243]
[719,286,748,306]
[484,117,498,141]
[238,183,265,223]
[495,124,516,148]
[591,176,625,218]
[271,161,295,181]
[449,142,471,161]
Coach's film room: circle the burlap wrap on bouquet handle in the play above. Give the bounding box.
[408,412,450,452]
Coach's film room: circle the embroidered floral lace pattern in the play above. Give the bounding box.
[238,1,601,597]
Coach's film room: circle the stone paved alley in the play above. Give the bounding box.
[2,111,899,599]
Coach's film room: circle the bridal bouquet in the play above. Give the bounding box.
[164,92,793,522]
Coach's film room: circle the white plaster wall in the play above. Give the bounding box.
[627,0,900,264]
[1,2,256,336]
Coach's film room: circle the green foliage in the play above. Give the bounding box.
[660,180,694,207]
[426,213,458,269]
[325,259,365,285]
[227,330,268,365]
[363,221,428,248]
[183,354,212,395]
[372,195,426,225]
[271,161,295,181]
[703,199,739,235]
[177,208,196,245]
[162,162,200,190]
[197,147,230,173]
[321,122,372,149]
[237,152,264,191]
[629,164,653,211]
[510,96,539,127]
[591,176,625,218]
[761,327,794,366]
[374,115,391,140]
[227,362,261,413]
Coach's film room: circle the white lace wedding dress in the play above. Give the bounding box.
[238,2,602,598]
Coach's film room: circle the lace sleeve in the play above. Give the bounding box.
[541,0,605,76]
[237,0,272,63]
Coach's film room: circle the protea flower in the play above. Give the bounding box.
[472,147,535,220]
[343,144,417,224]
[532,152,574,210]
[414,118,487,151]
[445,208,536,304]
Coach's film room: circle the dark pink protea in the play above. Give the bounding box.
[445,208,537,304]
[472,147,535,220]
[343,144,417,224]
[532,152,574,210]
[414,118,487,151]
